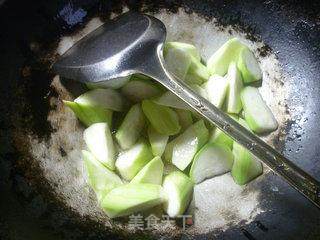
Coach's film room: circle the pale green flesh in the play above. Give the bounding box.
[115,104,145,150]
[142,100,181,135]
[164,47,192,80]
[209,114,238,149]
[101,183,164,218]
[121,77,163,102]
[163,139,175,163]
[190,143,234,184]
[115,140,153,181]
[232,141,263,185]
[185,57,210,84]
[75,88,124,112]
[154,91,190,110]
[131,156,164,185]
[162,171,194,217]
[237,47,262,84]
[148,125,169,157]
[176,109,194,131]
[210,128,233,149]
[86,76,131,90]
[63,100,113,127]
[231,118,263,185]
[226,62,243,114]
[164,41,209,84]
[203,75,229,109]
[82,150,122,202]
[241,86,278,133]
[83,123,116,170]
[169,120,209,170]
[164,42,201,61]
[207,38,245,76]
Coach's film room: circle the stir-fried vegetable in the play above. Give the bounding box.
[82,150,123,202]
[115,140,153,181]
[115,104,145,149]
[142,99,181,135]
[147,125,169,157]
[83,122,116,170]
[241,86,278,133]
[101,183,164,218]
[165,120,209,170]
[162,171,194,217]
[131,156,164,185]
[63,38,278,219]
[190,143,234,184]
[231,119,263,184]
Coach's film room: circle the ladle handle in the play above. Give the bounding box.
[143,51,320,209]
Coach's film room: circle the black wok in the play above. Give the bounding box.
[0,0,319,239]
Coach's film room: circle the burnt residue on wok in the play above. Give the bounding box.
[0,0,320,240]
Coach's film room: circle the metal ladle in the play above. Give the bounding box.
[53,12,320,208]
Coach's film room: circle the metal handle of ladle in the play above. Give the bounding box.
[142,47,320,209]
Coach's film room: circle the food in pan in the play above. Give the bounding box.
[64,38,278,218]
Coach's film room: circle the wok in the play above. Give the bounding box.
[0,0,319,239]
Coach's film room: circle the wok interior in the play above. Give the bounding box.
[24,9,290,235]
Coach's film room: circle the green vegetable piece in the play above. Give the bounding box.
[226,62,243,114]
[165,120,209,170]
[121,77,163,102]
[115,104,145,150]
[75,88,124,112]
[203,75,229,109]
[209,114,238,149]
[164,41,209,84]
[131,156,164,185]
[210,128,233,149]
[101,183,164,218]
[190,143,234,184]
[232,146,263,185]
[83,123,116,170]
[241,86,278,133]
[176,109,193,131]
[164,47,192,80]
[64,88,122,126]
[207,38,246,76]
[185,57,210,84]
[86,76,131,90]
[82,150,122,202]
[63,100,113,127]
[148,125,169,157]
[142,100,181,135]
[162,171,194,217]
[164,42,201,61]
[154,91,190,110]
[237,47,262,84]
[115,140,153,181]
[231,118,263,185]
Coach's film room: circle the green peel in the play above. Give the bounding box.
[115,104,145,150]
[82,150,122,202]
[142,100,181,136]
[162,171,194,217]
[131,156,164,185]
[101,183,164,218]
